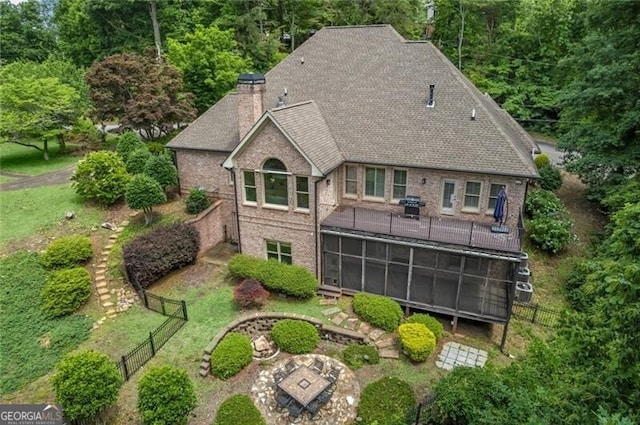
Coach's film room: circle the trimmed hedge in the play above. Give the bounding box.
[116,131,145,162]
[214,394,266,425]
[210,332,253,380]
[227,255,317,298]
[352,293,403,332]
[138,366,197,425]
[123,223,199,289]
[358,377,416,425]
[343,345,380,370]
[41,267,92,317]
[270,319,319,354]
[41,235,93,270]
[405,313,444,340]
[538,164,563,192]
[186,187,211,214]
[398,323,436,362]
[533,153,551,168]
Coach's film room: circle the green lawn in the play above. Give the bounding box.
[0,141,79,175]
[0,176,13,183]
[0,184,105,247]
[0,252,92,395]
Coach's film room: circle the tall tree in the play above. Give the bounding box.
[86,52,197,139]
[167,25,250,112]
[0,0,56,63]
[558,0,640,201]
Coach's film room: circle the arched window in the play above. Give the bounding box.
[262,158,288,206]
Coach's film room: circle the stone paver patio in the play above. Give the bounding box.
[435,341,487,370]
[251,354,359,425]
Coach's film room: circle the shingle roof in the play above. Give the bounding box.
[269,101,344,174]
[171,25,538,178]
[166,93,238,151]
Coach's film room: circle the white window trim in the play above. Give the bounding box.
[261,170,291,208]
[462,180,482,212]
[343,164,358,198]
[364,166,386,200]
[266,240,292,264]
[295,175,310,212]
[243,170,257,206]
[486,182,507,214]
[440,179,457,215]
[392,168,408,201]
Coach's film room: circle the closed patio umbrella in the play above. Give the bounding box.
[491,187,509,233]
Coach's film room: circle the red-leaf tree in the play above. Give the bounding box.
[85,52,196,140]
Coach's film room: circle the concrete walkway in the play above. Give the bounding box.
[435,341,487,370]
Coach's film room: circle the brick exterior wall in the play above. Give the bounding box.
[237,82,265,139]
[336,163,528,228]
[234,120,318,273]
[185,200,226,256]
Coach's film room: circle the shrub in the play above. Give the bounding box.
[533,153,550,168]
[145,153,178,189]
[210,332,253,379]
[41,267,91,317]
[41,235,93,270]
[527,215,574,254]
[123,223,199,289]
[116,131,145,162]
[52,350,122,423]
[125,174,167,225]
[538,164,563,192]
[71,150,130,205]
[186,187,211,214]
[65,117,102,150]
[525,189,564,218]
[398,323,436,362]
[147,142,166,156]
[352,293,403,332]
[125,148,152,174]
[358,377,416,425]
[270,319,320,354]
[406,313,444,340]
[343,345,380,370]
[234,278,269,308]
[138,365,197,425]
[227,255,317,298]
[214,394,266,425]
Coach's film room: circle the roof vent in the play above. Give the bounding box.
[237,73,266,85]
[427,84,435,107]
[276,96,285,108]
[471,109,476,120]
[300,56,305,65]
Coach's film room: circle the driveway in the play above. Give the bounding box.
[0,164,76,192]
[535,141,564,167]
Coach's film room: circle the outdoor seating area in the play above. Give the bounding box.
[251,354,359,425]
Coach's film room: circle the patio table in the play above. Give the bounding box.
[277,365,331,407]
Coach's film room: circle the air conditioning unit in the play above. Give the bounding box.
[515,281,533,303]
[519,251,529,269]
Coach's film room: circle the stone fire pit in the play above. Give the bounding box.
[252,335,279,361]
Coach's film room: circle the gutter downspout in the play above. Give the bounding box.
[314,178,320,279]
[229,166,242,253]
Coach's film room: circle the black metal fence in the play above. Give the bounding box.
[115,291,188,381]
[512,302,562,328]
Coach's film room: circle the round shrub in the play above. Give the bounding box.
[186,187,211,214]
[358,377,416,425]
[534,153,550,168]
[234,278,269,308]
[270,319,320,354]
[125,148,152,174]
[41,235,93,270]
[398,323,436,362]
[352,293,403,332]
[538,164,563,192]
[214,394,266,425]
[405,313,443,340]
[42,267,92,317]
[343,345,380,370]
[138,365,197,425]
[144,153,178,189]
[147,142,166,156]
[71,150,130,205]
[116,131,145,162]
[210,332,253,380]
[527,215,574,254]
[525,189,564,218]
[52,350,122,423]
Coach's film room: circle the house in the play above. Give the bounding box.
[166,25,538,340]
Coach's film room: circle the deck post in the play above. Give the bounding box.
[451,316,458,333]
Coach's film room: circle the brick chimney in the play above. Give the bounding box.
[237,73,266,139]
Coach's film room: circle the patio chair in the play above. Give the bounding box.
[317,388,333,405]
[275,391,293,412]
[311,358,324,374]
[285,359,298,374]
[273,369,287,384]
[288,401,304,418]
[306,399,322,417]
[326,366,341,383]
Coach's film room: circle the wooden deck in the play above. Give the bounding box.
[321,207,522,253]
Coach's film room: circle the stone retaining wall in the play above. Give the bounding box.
[200,312,370,377]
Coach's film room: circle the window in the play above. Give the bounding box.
[488,183,505,211]
[393,169,407,199]
[365,167,385,198]
[243,171,256,203]
[295,176,309,209]
[345,165,357,195]
[263,158,288,206]
[463,181,482,210]
[266,240,292,264]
